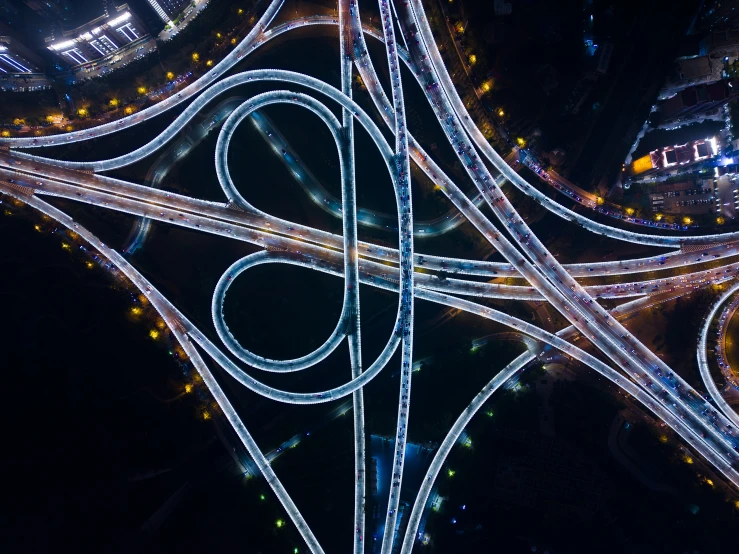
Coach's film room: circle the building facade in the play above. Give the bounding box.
[145,0,193,25]
[45,4,150,68]
[0,34,43,74]
[23,0,74,24]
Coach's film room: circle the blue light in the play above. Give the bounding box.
[461,504,466,510]
[451,518,457,524]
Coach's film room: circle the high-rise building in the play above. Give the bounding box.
[0,0,20,22]
[145,0,193,25]
[0,34,43,74]
[23,0,74,24]
[45,4,152,69]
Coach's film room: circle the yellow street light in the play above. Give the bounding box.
[124,106,135,115]
[86,261,94,269]
[149,329,160,340]
[625,207,635,216]
[1,130,10,138]
[166,71,175,80]
[231,37,237,45]
[655,213,663,221]
[77,108,88,116]
[216,32,222,39]
[65,124,74,131]
[238,8,244,15]
[137,86,147,94]
[498,109,504,117]
[206,59,213,67]
[683,216,692,225]
[516,137,526,147]
[109,98,119,107]
[46,115,55,123]
[131,306,143,316]
[185,383,193,394]
[192,52,200,62]
[202,410,211,420]
[717,216,726,225]
[481,81,491,92]
[468,54,477,65]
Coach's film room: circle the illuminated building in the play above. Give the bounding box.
[145,0,195,25]
[45,4,152,71]
[0,35,43,74]
[629,137,719,178]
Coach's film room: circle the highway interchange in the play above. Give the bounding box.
[3,0,739,552]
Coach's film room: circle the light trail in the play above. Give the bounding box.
[698,281,739,427]
[5,2,739,552]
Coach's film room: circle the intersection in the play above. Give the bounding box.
[4,1,739,552]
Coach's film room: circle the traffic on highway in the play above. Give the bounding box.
[2,1,739,553]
